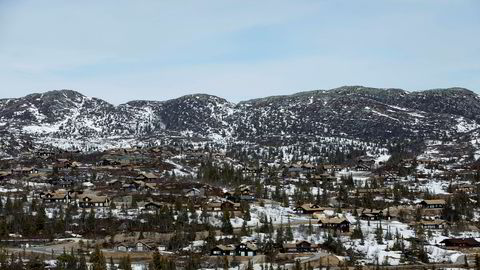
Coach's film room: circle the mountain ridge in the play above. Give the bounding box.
[1,86,480,155]
[4,86,475,106]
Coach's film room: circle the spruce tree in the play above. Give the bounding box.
[204,225,217,252]
[244,204,251,221]
[78,253,88,270]
[35,204,47,233]
[308,219,313,235]
[285,219,294,241]
[221,211,233,234]
[109,257,117,270]
[351,222,364,241]
[241,220,248,236]
[275,223,284,246]
[90,245,107,270]
[151,250,163,270]
[246,260,254,270]
[375,223,383,244]
[118,255,132,270]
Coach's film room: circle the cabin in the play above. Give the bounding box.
[412,220,447,230]
[322,164,343,173]
[77,194,110,208]
[235,243,258,256]
[318,217,350,232]
[295,204,327,215]
[144,183,159,191]
[360,209,384,220]
[238,185,252,195]
[210,245,235,256]
[453,185,475,194]
[143,202,165,211]
[132,180,146,190]
[300,163,316,174]
[183,188,204,197]
[52,178,76,189]
[55,159,72,169]
[286,164,303,173]
[226,193,257,202]
[221,200,241,212]
[11,167,38,175]
[40,191,73,204]
[106,179,122,188]
[382,174,399,183]
[419,199,446,209]
[354,164,371,171]
[0,171,12,180]
[282,240,318,253]
[115,240,160,252]
[310,174,337,183]
[357,156,375,164]
[355,188,391,198]
[99,159,121,166]
[440,238,480,248]
[242,166,263,177]
[285,163,316,174]
[136,172,160,181]
[205,202,222,212]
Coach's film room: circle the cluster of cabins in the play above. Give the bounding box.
[210,240,322,256]
[211,243,258,257]
[115,239,167,253]
[38,190,110,208]
[292,198,451,234]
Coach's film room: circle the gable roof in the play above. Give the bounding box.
[421,199,446,205]
[318,217,349,224]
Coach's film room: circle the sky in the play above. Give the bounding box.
[0,0,479,104]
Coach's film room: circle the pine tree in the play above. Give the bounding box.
[118,255,132,270]
[269,218,274,235]
[285,219,293,241]
[200,205,210,224]
[5,196,12,214]
[78,253,88,270]
[35,204,47,233]
[308,219,313,235]
[87,209,96,236]
[294,259,302,270]
[385,226,393,241]
[351,222,364,241]
[150,250,163,270]
[375,223,383,244]
[276,223,284,246]
[109,257,117,270]
[204,225,217,253]
[244,203,251,221]
[221,211,233,234]
[90,245,107,270]
[241,220,248,236]
[0,196,3,214]
[246,260,254,270]
[223,256,229,270]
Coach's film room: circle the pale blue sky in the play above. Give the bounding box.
[0,0,479,104]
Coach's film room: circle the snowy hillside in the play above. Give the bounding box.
[1,86,480,155]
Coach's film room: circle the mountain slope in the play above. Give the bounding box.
[0,86,479,155]
[233,86,480,142]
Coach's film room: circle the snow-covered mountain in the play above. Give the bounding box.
[1,86,480,155]
[233,86,480,142]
